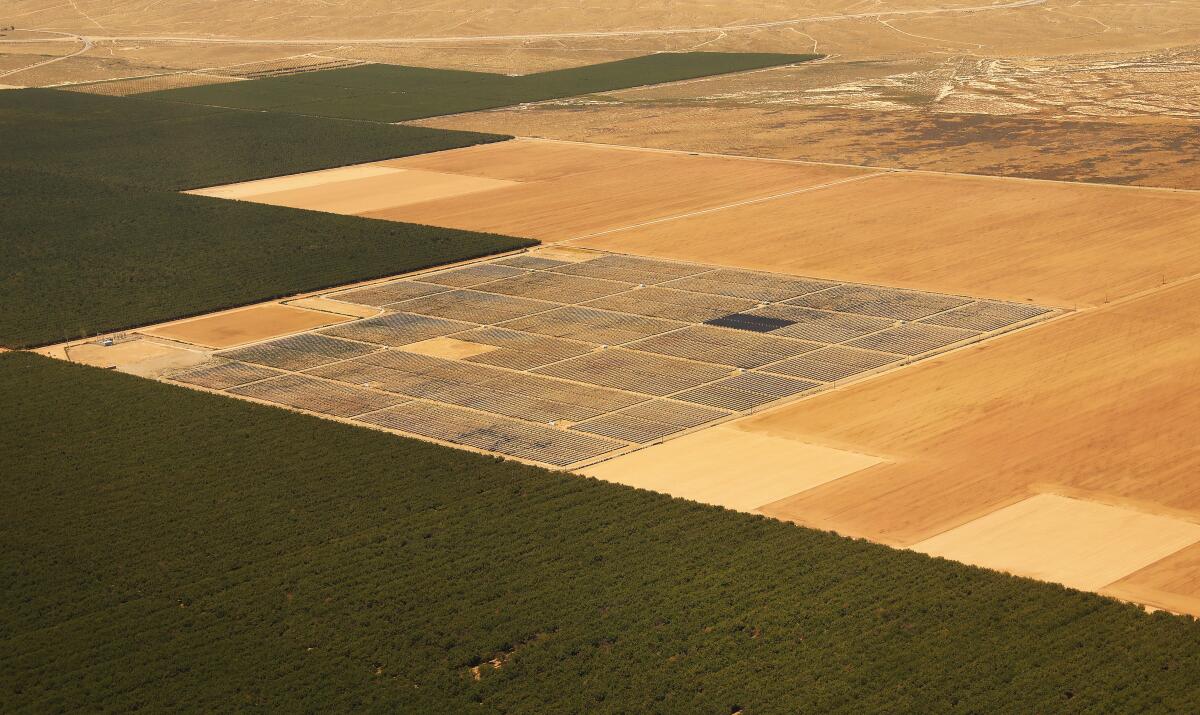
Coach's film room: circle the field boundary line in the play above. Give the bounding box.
[559,170,891,245]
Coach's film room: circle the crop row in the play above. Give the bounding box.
[3,352,1199,712]
[0,89,525,347]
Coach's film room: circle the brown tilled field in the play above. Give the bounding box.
[573,160,1200,307]
[195,140,876,241]
[203,140,1200,309]
[736,277,1200,611]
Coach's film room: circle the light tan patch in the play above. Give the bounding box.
[142,304,349,349]
[66,339,208,376]
[189,165,402,199]
[581,425,883,513]
[911,494,1200,592]
[285,297,382,318]
[1103,542,1200,616]
[195,168,519,215]
[400,337,498,361]
[528,246,600,263]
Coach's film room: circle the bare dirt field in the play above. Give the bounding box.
[735,277,1200,610]
[63,338,208,376]
[424,104,1200,190]
[284,297,381,319]
[198,135,1200,308]
[573,162,1200,308]
[204,141,1200,311]
[1106,543,1200,616]
[198,139,876,241]
[911,494,1200,593]
[141,303,349,348]
[192,166,520,216]
[582,424,883,512]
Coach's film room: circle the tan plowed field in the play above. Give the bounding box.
[1105,543,1200,616]
[363,145,872,240]
[142,303,350,348]
[575,165,1200,308]
[196,140,876,241]
[191,167,519,215]
[201,141,1200,311]
[910,494,1200,593]
[739,277,1200,607]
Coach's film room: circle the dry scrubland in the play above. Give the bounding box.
[424,104,1200,190]
[6,0,1197,181]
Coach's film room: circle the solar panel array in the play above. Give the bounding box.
[170,251,1055,468]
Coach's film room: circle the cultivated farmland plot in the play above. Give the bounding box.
[143,53,819,122]
[160,250,1055,468]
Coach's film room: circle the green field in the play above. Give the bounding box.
[0,89,508,190]
[0,90,526,348]
[3,351,1199,712]
[0,168,531,347]
[144,52,819,122]
[0,54,817,347]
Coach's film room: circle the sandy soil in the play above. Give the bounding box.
[1105,543,1200,616]
[377,139,666,183]
[525,246,598,263]
[190,165,403,198]
[910,494,1200,593]
[400,337,498,360]
[582,424,883,512]
[11,0,1195,89]
[196,167,519,216]
[284,297,382,318]
[738,277,1200,608]
[141,303,349,348]
[66,339,208,376]
[423,104,1200,191]
[201,140,873,242]
[575,166,1200,308]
